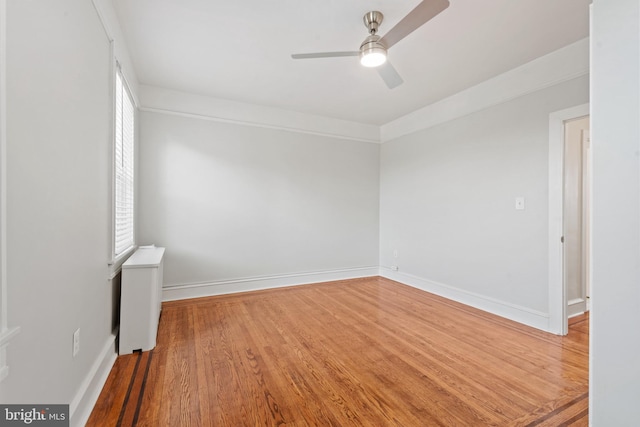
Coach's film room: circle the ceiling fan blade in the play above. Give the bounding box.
[377,61,404,89]
[291,52,359,59]
[379,0,449,49]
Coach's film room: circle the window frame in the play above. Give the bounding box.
[112,64,136,264]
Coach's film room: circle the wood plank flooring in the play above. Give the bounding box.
[87,277,589,426]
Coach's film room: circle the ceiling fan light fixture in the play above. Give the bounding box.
[359,35,387,67]
[291,2,450,88]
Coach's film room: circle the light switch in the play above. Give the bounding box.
[515,197,525,210]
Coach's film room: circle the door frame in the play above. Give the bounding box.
[548,103,590,335]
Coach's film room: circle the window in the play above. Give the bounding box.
[114,68,135,257]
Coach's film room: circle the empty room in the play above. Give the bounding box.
[1,0,639,426]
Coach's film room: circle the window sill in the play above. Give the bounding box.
[108,246,136,279]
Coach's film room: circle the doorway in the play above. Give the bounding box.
[563,116,590,317]
[548,103,589,335]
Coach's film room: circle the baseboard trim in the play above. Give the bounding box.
[379,267,551,332]
[69,330,118,427]
[568,298,587,318]
[162,266,379,301]
[163,266,552,331]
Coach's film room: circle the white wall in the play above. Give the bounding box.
[138,110,380,297]
[380,75,589,330]
[590,0,640,424]
[0,0,131,425]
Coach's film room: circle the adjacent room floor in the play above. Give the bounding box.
[88,276,589,426]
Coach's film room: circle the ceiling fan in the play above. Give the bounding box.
[291,0,450,89]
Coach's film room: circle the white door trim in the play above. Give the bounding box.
[548,103,589,335]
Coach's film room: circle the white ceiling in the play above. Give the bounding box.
[112,0,590,126]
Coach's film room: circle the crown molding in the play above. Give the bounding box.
[381,38,590,142]
[138,85,381,144]
[122,38,589,145]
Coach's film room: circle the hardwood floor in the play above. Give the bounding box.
[87,277,589,426]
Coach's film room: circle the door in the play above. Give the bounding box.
[563,116,590,317]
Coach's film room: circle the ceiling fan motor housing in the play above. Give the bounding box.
[363,11,384,35]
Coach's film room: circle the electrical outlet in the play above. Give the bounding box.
[391,265,399,271]
[73,328,80,357]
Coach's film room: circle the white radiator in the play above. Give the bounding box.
[119,246,165,355]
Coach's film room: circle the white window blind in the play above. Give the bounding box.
[114,69,135,257]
